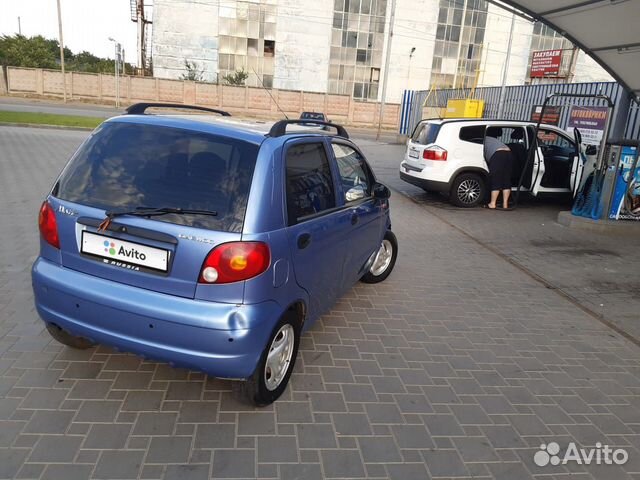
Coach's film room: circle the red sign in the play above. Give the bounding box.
[530,49,562,77]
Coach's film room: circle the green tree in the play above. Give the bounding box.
[180,60,204,81]
[222,68,249,86]
[0,34,135,74]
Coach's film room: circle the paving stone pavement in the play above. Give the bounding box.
[1,125,640,479]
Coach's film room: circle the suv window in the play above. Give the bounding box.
[285,143,336,225]
[411,122,440,145]
[537,129,573,149]
[332,143,373,201]
[54,122,258,233]
[459,125,486,144]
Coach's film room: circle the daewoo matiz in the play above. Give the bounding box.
[32,103,397,404]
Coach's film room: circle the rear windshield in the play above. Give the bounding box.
[301,112,324,120]
[53,122,259,233]
[411,122,440,144]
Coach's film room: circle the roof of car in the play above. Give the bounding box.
[106,113,340,144]
[419,118,561,129]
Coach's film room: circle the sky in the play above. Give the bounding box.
[0,0,140,61]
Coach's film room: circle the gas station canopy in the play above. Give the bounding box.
[493,0,640,101]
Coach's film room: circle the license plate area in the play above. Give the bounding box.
[81,231,170,273]
[408,149,420,159]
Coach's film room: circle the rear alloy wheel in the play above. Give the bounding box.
[361,230,398,284]
[240,314,300,406]
[450,173,486,208]
[45,323,95,349]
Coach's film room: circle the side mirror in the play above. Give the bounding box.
[372,182,391,199]
[585,145,598,156]
[345,184,366,202]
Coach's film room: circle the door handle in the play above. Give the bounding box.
[351,213,359,225]
[297,233,311,249]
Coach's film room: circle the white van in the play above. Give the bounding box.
[399,119,586,207]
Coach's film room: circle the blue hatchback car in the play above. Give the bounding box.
[32,103,397,404]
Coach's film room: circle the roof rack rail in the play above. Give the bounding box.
[125,103,231,116]
[269,119,349,139]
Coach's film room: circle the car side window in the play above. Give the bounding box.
[285,143,336,225]
[332,144,372,203]
[537,129,573,149]
[459,125,486,144]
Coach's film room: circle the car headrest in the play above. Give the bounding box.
[486,127,502,138]
[189,151,226,179]
[510,129,524,140]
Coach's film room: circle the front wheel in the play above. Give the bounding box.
[361,230,398,284]
[240,314,300,406]
[450,172,486,208]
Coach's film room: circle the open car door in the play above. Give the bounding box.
[530,135,546,197]
[570,128,585,197]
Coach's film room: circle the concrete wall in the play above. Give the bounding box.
[5,67,401,128]
[480,6,533,88]
[152,0,220,82]
[274,0,332,93]
[383,0,438,102]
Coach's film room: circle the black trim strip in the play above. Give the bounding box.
[77,217,178,245]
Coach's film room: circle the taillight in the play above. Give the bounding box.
[199,242,270,284]
[423,145,448,161]
[38,201,60,249]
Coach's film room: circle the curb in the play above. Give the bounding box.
[0,122,95,131]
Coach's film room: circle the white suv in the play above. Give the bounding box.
[399,119,585,207]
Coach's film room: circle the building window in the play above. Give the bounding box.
[329,0,386,100]
[218,0,276,88]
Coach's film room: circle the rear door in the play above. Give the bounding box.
[330,141,383,287]
[283,139,352,321]
[404,121,441,169]
[52,121,259,300]
[570,128,585,197]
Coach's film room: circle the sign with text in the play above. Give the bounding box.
[568,106,608,144]
[530,49,562,77]
[530,105,561,125]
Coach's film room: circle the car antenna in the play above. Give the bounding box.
[251,67,288,120]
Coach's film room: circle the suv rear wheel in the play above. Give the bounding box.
[450,173,486,208]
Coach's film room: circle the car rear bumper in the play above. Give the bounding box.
[399,169,450,193]
[32,257,281,379]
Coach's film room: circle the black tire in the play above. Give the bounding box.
[239,313,301,406]
[450,172,487,208]
[45,323,95,349]
[361,230,398,284]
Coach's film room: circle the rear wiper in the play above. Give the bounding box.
[98,207,217,231]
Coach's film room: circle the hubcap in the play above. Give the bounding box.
[264,324,295,391]
[457,179,481,205]
[370,239,393,276]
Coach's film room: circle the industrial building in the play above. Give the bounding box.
[151,0,612,103]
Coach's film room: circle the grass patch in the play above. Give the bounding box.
[0,110,103,129]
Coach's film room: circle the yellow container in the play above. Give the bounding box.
[443,99,485,118]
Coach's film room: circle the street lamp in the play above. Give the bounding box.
[108,37,121,108]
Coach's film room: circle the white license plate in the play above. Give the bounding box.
[81,231,169,272]
[408,150,419,159]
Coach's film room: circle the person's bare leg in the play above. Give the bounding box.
[502,189,511,209]
[488,190,499,208]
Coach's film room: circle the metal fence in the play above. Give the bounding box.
[401,82,640,139]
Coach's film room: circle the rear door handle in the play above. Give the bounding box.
[297,233,311,249]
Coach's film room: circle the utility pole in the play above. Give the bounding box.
[452,0,468,89]
[56,0,67,103]
[497,13,516,118]
[17,17,21,35]
[109,38,121,109]
[136,0,145,72]
[376,0,396,141]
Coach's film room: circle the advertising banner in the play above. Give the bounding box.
[530,105,561,125]
[530,50,562,77]
[608,146,640,221]
[568,106,608,144]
